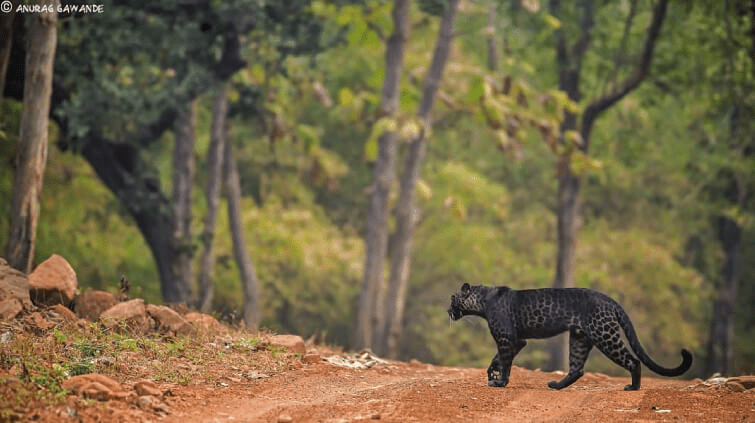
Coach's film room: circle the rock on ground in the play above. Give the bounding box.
[269,334,306,354]
[28,254,78,307]
[100,298,149,334]
[51,303,77,322]
[184,312,225,334]
[0,257,34,318]
[137,394,171,414]
[727,375,755,390]
[146,304,196,336]
[74,290,118,321]
[62,373,130,401]
[134,380,165,398]
[0,298,23,320]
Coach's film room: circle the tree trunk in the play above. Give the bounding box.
[706,216,742,375]
[360,130,398,349]
[5,0,58,272]
[170,100,197,304]
[379,0,460,359]
[546,0,587,368]
[77,128,177,301]
[198,85,229,312]
[545,0,668,372]
[355,0,409,351]
[546,148,582,371]
[224,138,261,330]
[0,3,17,101]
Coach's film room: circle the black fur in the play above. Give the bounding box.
[448,283,692,390]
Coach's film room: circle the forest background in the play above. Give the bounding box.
[1,0,753,379]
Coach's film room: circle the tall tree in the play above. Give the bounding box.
[170,100,197,304]
[198,85,229,312]
[545,0,669,371]
[379,0,460,358]
[224,134,261,329]
[5,0,58,272]
[355,0,410,350]
[708,216,743,374]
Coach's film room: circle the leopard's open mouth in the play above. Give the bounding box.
[448,307,463,322]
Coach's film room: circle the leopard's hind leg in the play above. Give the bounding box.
[548,329,593,390]
[590,321,642,390]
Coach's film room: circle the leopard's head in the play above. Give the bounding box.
[448,283,485,321]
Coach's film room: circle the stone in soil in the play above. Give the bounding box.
[184,312,225,334]
[269,334,306,354]
[74,290,117,321]
[146,304,196,336]
[0,257,34,312]
[28,254,78,307]
[63,373,129,401]
[100,298,149,334]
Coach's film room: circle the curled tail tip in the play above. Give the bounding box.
[669,349,693,376]
[681,349,693,369]
[647,348,693,377]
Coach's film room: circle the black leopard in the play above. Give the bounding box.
[448,283,692,390]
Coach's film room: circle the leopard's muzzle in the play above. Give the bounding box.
[448,300,463,323]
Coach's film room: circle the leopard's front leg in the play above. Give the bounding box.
[488,337,526,388]
[487,352,501,382]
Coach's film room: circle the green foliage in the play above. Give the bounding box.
[209,195,363,345]
[433,162,509,221]
[38,147,162,301]
[402,161,553,368]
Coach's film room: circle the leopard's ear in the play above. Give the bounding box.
[461,282,471,294]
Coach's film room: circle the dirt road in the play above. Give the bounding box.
[161,357,754,423]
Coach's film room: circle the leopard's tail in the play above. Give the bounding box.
[617,308,693,377]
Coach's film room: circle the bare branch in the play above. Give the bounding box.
[605,0,638,90]
[417,0,459,121]
[581,0,669,144]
